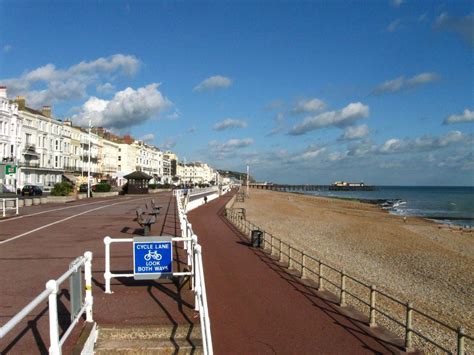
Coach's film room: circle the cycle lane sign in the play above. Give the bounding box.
[133,236,173,280]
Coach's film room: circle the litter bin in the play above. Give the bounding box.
[251,230,263,248]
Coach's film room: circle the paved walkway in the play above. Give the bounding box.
[189,192,403,354]
[1,192,197,354]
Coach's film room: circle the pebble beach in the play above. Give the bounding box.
[234,189,473,349]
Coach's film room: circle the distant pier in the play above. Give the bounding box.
[249,184,376,191]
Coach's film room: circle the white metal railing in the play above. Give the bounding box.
[175,189,213,355]
[103,193,213,354]
[2,198,19,217]
[187,186,219,197]
[0,252,94,354]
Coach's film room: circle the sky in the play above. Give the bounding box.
[0,0,473,185]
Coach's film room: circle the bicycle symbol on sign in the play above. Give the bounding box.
[144,250,162,261]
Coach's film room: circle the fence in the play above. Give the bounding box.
[2,197,19,217]
[0,252,94,354]
[225,208,473,354]
[103,191,213,355]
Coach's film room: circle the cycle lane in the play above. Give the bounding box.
[188,193,403,354]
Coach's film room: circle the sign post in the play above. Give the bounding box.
[133,236,173,280]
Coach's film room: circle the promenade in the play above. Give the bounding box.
[189,192,405,354]
[2,191,406,354]
[0,192,197,354]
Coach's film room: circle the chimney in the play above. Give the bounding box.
[64,119,72,126]
[0,86,6,99]
[42,105,51,118]
[16,96,26,110]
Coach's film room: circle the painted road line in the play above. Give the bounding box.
[0,196,149,245]
[0,196,132,223]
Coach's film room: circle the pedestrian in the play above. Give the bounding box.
[204,196,208,204]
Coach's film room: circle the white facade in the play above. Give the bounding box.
[178,162,216,185]
[0,88,21,192]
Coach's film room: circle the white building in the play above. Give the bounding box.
[0,87,21,192]
[177,162,216,185]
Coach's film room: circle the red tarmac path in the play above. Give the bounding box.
[189,192,405,354]
[1,191,405,354]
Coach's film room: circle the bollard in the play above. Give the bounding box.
[318,261,324,290]
[340,270,346,307]
[405,301,413,351]
[458,327,465,355]
[369,285,377,327]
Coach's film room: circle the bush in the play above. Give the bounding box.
[95,183,111,192]
[51,182,73,196]
[149,184,157,189]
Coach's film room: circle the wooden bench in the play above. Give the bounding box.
[136,208,156,236]
[146,201,161,217]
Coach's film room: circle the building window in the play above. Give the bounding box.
[55,156,59,168]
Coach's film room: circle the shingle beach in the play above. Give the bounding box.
[234,189,473,350]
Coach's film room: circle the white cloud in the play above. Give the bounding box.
[378,131,468,154]
[193,75,232,92]
[392,0,404,7]
[372,72,439,95]
[140,133,155,142]
[187,126,197,133]
[387,19,402,32]
[96,82,115,94]
[434,12,474,46]
[1,54,140,107]
[444,109,474,124]
[341,124,370,140]
[289,102,369,135]
[293,98,326,113]
[160,138,177,150]
[208,138,253,158]
[213,118,247,131]
[406,73,440,86]
[72,83,171,129]
[3,44,12,53]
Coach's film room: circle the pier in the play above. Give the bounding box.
[249,183,376,191]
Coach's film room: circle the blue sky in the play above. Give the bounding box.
[1,0,473,185]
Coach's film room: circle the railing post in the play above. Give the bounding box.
[46,280,60,355]
[278,240,282,262]
[84,251,93,322]
[289,246,293,269]
[16,198,19,215]
[405,301,413,351]
[104,237,112,294]
[301,253,306,278]
[458,327,465,355]
[369,285,376,327]
[318,261,324,290]
[191,235,198,291]
[340,269,346,307]
[270,235,274,256]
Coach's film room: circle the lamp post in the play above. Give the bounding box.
[87,119,92,198]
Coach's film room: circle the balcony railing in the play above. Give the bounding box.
[19,161,40,168]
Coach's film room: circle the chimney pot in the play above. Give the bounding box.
[42,105,51,118]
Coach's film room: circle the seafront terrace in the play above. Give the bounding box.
[1,189,437,353]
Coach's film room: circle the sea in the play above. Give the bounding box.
[301,186,474,227]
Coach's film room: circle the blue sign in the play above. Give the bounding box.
[133,236,173,280]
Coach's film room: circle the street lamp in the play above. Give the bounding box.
[87,119,92,198]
